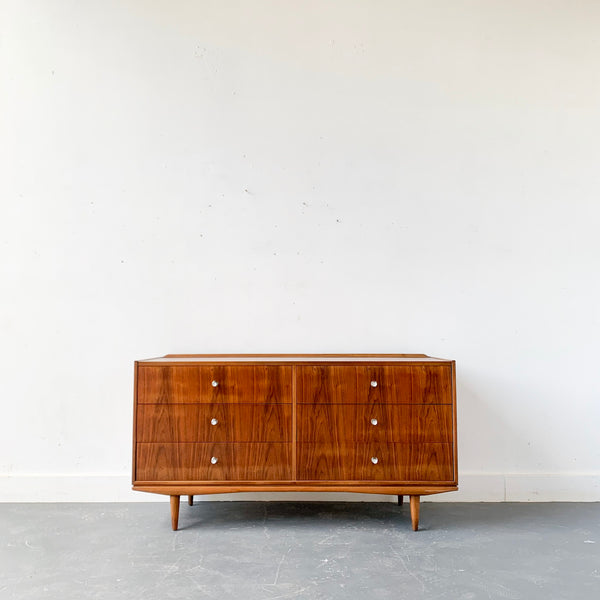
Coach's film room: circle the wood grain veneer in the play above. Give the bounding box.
[296,442,454,481]
[138,365,292,404]
[132,354,458,531]
[297,404,453,443]
[297,365,452,404]
[137,442,292,481]
[138,403,292,443]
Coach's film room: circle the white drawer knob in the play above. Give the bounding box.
[370,381,378,388]
[210,456,218,464]
[370,418,378,426]
[210,418,218,426]
[211,380,219,387]
[371,456,379,464]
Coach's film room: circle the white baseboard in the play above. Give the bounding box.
[1,473,599,502]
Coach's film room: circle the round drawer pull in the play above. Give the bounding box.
[370,381,378,388]
[210,418,218,426]
[370,418,378,426]
[210,456,218,465]
[211,380,219,387]
[371,456,379,464]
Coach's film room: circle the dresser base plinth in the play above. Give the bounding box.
[134,484,457,496]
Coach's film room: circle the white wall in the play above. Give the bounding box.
[1,0,599,502]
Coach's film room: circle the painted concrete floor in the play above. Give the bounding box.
[1,502,599,599]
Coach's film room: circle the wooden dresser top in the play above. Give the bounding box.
[137,354,453,365]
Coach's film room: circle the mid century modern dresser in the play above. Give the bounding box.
[132,354,457,530]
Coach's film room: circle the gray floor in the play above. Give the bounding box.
[1,502,599,599]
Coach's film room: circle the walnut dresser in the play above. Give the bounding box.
[133,354,457,531]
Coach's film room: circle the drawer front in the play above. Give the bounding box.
[136,443,292,481]
[297,443,454,481]
[137,365,292,404]
[297,404,453,443]
[297,365,451,404]
[137,403,292,443]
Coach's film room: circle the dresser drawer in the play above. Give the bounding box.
[297,443,454,481]
[297,365,451,404]
[137,365,292,404]
[136,443,292,481]
[297,404,452,443]
[137,403,292,443]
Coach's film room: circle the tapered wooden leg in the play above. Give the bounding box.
[170,495,180,531]
[397,495,404,506]
[410,495,420,531]
[188,495,194,506]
